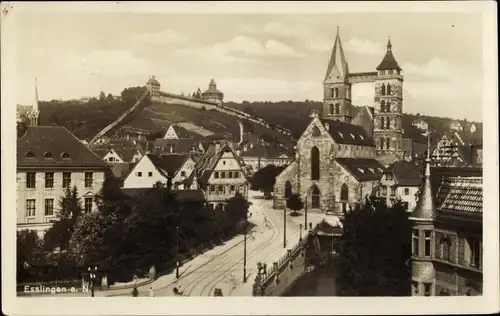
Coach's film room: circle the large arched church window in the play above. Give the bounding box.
[310,146,320,180]
[285,181,293,199]
[381,84,386,96]
[340,183,349,212]
[387,83,392,95]
[311,126,321,137]
[381,100,386,112]
[311,185,320,209]
[335,104,340,115]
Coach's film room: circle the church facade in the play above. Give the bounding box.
[274,28,405,213]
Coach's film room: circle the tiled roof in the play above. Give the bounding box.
[315,219,343,236]
[376,41,402,71]
[196,145,247,185]
[91,141,139,162]
[17,126,107,169]
[335,158,385,181]
[375,154,400,168]
[110,163,134,181]
[388,161,422,186]
[122,188,205,202]
[147,154,189,177]
[430,166,483,203]
[319,119,375,146]
[437,176,482,214]
[242,145,291,159]
[151,138,199,154]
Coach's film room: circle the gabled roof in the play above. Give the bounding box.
[387,161,422,186]
[335,158,385,181]
[436,176,482,215]
[350,106,374,137]
[430,166,483,203]
[376,39,402,71]
[152,138,199,154]
[147,154,190,177]
[242,144,291,159]
[319,118,375,147]
[196,145,248,185]
[91,141,140,162]
[17,126,107,169]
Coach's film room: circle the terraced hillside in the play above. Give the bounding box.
[115,101,295,147]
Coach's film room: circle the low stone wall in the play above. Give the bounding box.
[252,236,309,296]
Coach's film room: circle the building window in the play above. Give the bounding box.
[310,146,320,180]
[404,188,410,195]
[221,172,226,179]
[424,231,432,257]
[62,172,71,188]
[381,100,385,112]
[423,283,432,297]
[228,171,233,178]
[329,103,334,114]
[44,199,54,216]
[335,104,340,115]
[44,172,54,188]
[234,171,239,178]
[386,138,391,150]
[468,238,481,268]
[412,230,419,256]
[386,102,391,112]
[387,83,392,95]
[390,187,396,196]
[209,185,215,193]
[230,185,235,192]
[381,185,387,196]
[385,173,393,181]
[380,117,385,130]
[84,198,93,213]
[381,84,386,96]
[386,118,391,129]
[218,185,223,194]
[26,199,36,217]
[180,171,186,177]
[403,201,409,210]
[136,171,142,177]
[26,172,36,188]
[148,172,153,177]
[311,126,321,137]
[214,171,219,179]
[84,172,93,187]
[412,282,419,295]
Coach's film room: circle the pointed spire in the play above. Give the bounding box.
[387,36,392,52]
[324,26,349,82]
[33,77,39,112]
[411,131,435,220]
[209,78,216,87]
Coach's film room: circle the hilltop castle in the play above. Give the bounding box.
[273,28,405,213]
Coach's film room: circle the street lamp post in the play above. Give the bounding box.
[304,195,308,231]
[283,208,287,248]
[88,266,98,297]
[176,226,180,279]
[243,210,251,283]
[299,224,303,241]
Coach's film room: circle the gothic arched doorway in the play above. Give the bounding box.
[311,185,320,209]
[340,183,349,212]
[284,181,292,200]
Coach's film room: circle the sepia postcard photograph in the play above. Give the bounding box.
[2,1,499,315]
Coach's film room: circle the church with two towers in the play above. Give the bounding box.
[274,28,406,213]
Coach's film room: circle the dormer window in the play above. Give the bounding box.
[61,152,71,159]
[349,133,355,139]
[357,168,365,174]
[337,132,344,138]
[359,135,364,140]
[44,152,53,159]
[25,151,35,159]
[368,168,375,173]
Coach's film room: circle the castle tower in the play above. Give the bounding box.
[410,134,436,296]
[146,76,161,98]
[29,77,40,127]
[374,38,404,154]
[201,79,224,105]
[322,27,352,122]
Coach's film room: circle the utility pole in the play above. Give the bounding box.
[243,228,247,283]
[299,224,303,242]
[283,208,287,248]
[176,226,180,279]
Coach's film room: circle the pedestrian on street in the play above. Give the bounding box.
[149,286,155,297]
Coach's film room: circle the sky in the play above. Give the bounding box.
[4,4,485,121]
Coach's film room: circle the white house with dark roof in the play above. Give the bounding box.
[379,161,422,211]
[239,144,293,174]
[17,126,107,236]
[122,153,196,189]
[195,144,249,210]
